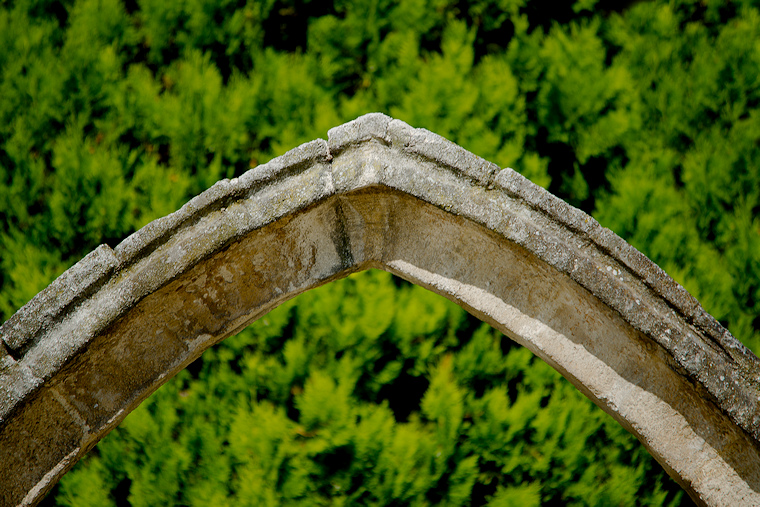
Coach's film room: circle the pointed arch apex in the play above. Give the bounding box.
[1,113,759,507]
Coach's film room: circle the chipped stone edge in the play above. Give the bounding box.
[0,140,331,353]
[0,245,118,354]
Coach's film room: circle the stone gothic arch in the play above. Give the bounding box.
[1,114,759,506]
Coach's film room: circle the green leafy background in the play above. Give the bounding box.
[1,0,758,505]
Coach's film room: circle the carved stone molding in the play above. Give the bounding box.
[2,114,758,506]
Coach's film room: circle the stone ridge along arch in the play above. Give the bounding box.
[1,113,759,506]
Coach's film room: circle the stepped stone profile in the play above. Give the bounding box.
[1,113,759,506]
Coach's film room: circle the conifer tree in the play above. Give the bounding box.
[1,0,757,505]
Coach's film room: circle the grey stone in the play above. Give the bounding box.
[1,113,758,507]
[328,112,391,153]
[0,245,118,354]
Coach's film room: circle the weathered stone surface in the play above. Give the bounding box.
[0,355,41,426]
[1,245,118,354]
[0,113,759,507]
[0,387,85,507]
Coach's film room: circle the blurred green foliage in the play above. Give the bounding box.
[1,0,757,504]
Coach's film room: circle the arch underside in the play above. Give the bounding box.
[1,114,759,506]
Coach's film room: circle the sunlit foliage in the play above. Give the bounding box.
[2,0,757,504]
